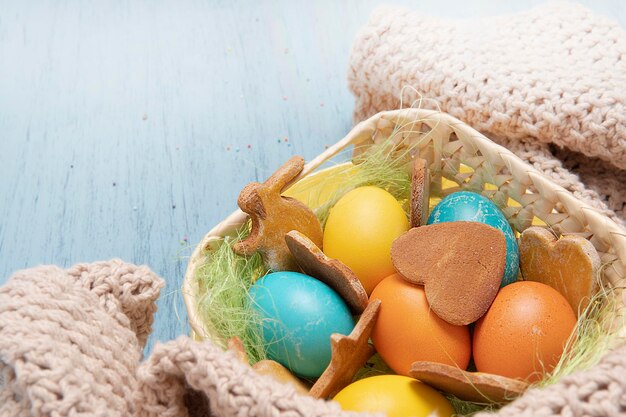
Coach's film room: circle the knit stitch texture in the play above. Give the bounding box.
[0,261,370,417]
[0,260,163,416]
[3,3,626,416]
[348,2,626,224]
[1,259,626,416]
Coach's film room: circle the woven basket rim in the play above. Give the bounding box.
[182,108,626,342]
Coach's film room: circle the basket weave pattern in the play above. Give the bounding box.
[184,109,626,344]
[182,108,626,416]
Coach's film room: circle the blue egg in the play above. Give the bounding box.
[427,191,519,286]
[248,271,355,378]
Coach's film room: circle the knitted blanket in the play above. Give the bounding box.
[3,3,626,416]
[2,260,626,416]
[2,260,625,417]
[0,261,364,417]
[348,2,626,225]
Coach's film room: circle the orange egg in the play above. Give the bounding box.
[370,273,471,376]
[473,281,577,382]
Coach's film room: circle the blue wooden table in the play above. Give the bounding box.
[1,0,625,353]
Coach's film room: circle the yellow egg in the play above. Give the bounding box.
[333,375,454,417]
[323,186,409,294]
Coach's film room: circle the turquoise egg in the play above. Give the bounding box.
[427,191,519,286]
[248,271,355,378]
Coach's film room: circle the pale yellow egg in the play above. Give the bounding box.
[333,375,454,417]
[323,186,409,294]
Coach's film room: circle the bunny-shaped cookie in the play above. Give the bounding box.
[233,156,323,272]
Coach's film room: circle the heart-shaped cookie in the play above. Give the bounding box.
[519,227,600,315]
[409,361,528,403]
[391,222,506,325]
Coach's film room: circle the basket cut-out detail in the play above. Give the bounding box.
[183,109,626,345]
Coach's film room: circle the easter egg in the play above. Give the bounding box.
[370,273,471,376]
[248,271,355,378]
[323,186,409,294]
[473,281,577,382]
[333,375,454,417]
[427,190,519,286]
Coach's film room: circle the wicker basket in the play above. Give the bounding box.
[182,108,626,349]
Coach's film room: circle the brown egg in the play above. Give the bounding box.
[370,273,471,376]
[473,281,577,382]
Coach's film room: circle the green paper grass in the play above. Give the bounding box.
[285,146,419,232]
[194,130,623,415]
[315,142,414,225]
[194,139,416,364]
[448,396,497,416]
[195,230,269,364]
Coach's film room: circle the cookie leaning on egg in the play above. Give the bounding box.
[213,151,601,411]
[310,299,381,399]
[410,157,430,227]
[285,230,368,314]
[519,227,600,315]
[230,156,381,394]
[391,221,507,326]
[409,361,529,403]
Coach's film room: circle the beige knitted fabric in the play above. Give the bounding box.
[1,259,626,416]
[475,344,626,417]
[348,2,626,225]
[3,4,626,416]
[133,337,369,417]
[0,261,369,417]
[0,260,163,416]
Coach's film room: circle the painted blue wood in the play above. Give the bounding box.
[1,0,625,353]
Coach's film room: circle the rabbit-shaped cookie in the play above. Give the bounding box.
[233,156,323,272]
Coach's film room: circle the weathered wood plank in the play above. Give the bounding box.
[0,0,624,353]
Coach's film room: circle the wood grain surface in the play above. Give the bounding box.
[1,0,624,353]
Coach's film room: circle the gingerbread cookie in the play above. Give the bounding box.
[520,227,600,315]
[309,299,381,399]
[409,361,528,403]
[233,156,324,272]
[227,336,309,395]
[253,360,310,395]
[391,222,506,325]
[285,230,368,314]
[410,158,430,227]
